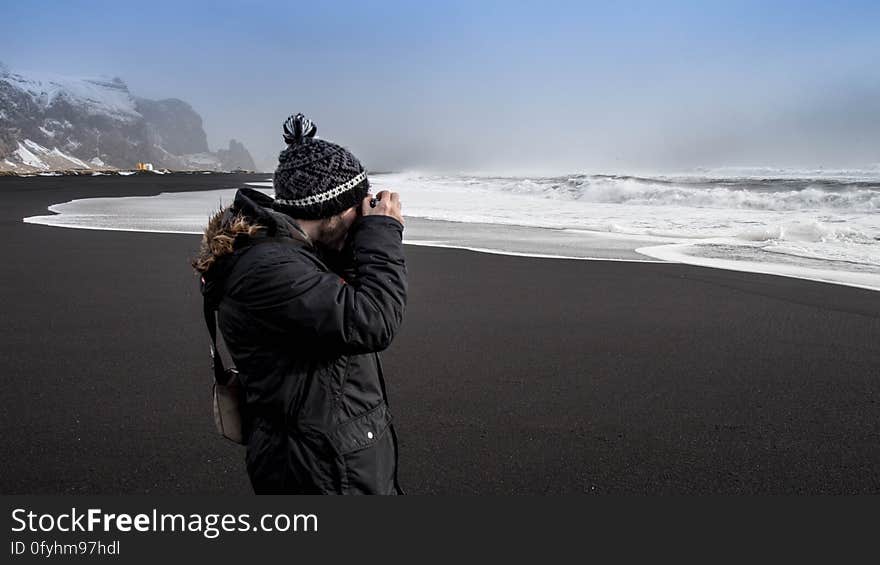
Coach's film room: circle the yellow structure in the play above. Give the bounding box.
[135,162,154,171]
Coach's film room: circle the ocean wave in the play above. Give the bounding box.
[412,173,880,211]
[735,219,877,244]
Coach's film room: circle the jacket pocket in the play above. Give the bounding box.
[328,401,391,455]
[327,401,395,494]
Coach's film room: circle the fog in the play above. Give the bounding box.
[3,0,878,173]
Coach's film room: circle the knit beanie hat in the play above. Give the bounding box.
[272,113,370,219]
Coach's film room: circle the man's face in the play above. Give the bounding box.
[317,206,358,252]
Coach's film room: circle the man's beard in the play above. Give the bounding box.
[318,216,349,251]
[315,230,356,280]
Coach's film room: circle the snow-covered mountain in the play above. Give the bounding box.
[0,62,256,172]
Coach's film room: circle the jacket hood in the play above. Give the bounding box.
[193,188,314,303]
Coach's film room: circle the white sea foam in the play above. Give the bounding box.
[22,170,880,291]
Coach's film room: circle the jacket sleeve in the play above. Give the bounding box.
[238,215,407,356]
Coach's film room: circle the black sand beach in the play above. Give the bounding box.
[1,174,879,494]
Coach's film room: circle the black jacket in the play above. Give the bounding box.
[198,188,407,494]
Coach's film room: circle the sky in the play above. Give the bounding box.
[2,0,879,173]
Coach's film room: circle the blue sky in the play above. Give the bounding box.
[3,0,879,172]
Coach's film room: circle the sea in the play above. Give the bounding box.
[22,168,880,291]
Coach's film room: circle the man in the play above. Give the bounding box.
[193,114,407,494]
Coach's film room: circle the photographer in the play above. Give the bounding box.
[194,114,407,494]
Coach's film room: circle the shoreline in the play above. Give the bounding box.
[18,179,880,292]
[19,208,880,292]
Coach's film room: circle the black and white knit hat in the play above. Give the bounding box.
[272,113,370,219]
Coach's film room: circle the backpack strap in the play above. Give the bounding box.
[204,297,228,384]
[202,236,310,383]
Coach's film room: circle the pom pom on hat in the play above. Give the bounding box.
[282,113,317,144]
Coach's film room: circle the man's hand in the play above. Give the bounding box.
[361,190,404,225]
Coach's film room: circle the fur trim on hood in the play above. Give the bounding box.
[192,207,265,274]
[191,188,314,276]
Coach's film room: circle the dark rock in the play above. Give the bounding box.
[216,139,256,171]
[135,97,209,155]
